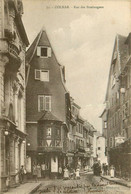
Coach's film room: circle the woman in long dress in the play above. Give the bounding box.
[63,167,69,180]
[110,165,115,178]
[36,164,41,178]
[32,164,37,182]
[75,167,80,179]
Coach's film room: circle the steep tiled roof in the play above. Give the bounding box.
[105,33,130,101]
[84,121,96,132]
[117,34,129,71]
[38,111,62,122]
[25,28,68,92]
[26,30,42,63]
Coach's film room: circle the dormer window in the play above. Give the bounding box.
[37,46,51,58]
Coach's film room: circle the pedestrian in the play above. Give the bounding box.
[102,163,104,175]
[19,165,25,183]
[41,163,45,178]
[58,166,63,179]
[92,161,97,175]
[75,167,80,179]
[36,164,41,179]
[32,164,37,182]
[69,168,75,179]
[97,161,102,176]
[105,164,108,175]
[102,163,106,175]
[110,165,115,178]
[63,166,69,180]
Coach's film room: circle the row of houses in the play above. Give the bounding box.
[0,0,98,191]
[100,33,131,180]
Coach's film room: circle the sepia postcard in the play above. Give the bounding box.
[0,0,131,193]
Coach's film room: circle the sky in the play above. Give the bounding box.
[22,0,131,132]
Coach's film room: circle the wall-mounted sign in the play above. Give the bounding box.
[115,136,125,146]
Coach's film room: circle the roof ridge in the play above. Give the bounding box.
[28,29,43,63]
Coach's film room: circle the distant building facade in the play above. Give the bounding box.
[26,29,71,177]
[99,109,108,158]
[96,136,107,164]
[84,121,96,167]
[0,0,29,191]
[103,33,131,179]
[67,98,96,170]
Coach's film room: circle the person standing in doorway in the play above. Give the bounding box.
[19,165,25,183]
[37,164,41,179]
[75,166,80,179]
[58,166,63,179]
[63,166,69,180]
[110,165,115,178]
[41,163,45,178]
[32,164,37,182]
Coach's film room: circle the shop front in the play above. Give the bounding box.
[109,138,131,180]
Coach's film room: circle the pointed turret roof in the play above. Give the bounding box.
[38,111,63,122]
[25,27,69,92]
[26,27,53,63]
[26,28,43,63]
[117,34,129,71]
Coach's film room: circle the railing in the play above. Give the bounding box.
[37,146,63,152]
[8,43,20,58]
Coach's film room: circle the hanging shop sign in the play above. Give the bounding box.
[115,136,125,146]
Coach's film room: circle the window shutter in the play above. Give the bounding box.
[38,96,44,111]
[48,47,51,57]
[37,47,41,56]
[45,96,51,111]
[35,69,41,80]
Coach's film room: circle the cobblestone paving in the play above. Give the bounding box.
[33,173,130,194]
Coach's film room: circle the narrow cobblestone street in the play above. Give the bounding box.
[33,173,130,194]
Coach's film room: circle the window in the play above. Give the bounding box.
[37,46,51,58]
[98,147,101,150]
[38,95,51,112]
[125,102,129,117]
[46,128,52,137]
[35,69,49,81]
[56,129,60,136]
[71,105,79,117]
[110,137,114,148]
[41,71,49,81]
[76,124,79,132]
[41,47,47,57]
[104,121,107,129]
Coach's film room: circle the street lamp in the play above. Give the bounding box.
[27,142,30,146]
[22,139,26,144]
[4,130,9,136]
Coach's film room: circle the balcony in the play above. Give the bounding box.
[37,146,63,152]
[7,43,21,71]
[3,28,21,72]
[76,145,85,152]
